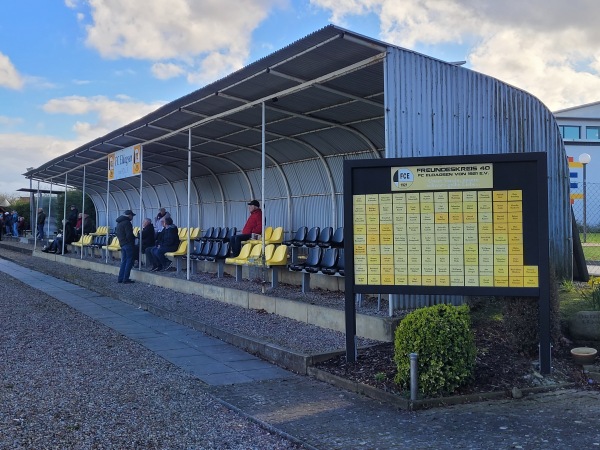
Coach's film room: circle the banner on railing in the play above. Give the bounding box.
[108,144,142,181]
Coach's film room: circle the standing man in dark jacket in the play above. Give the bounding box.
[67,205,78,228]
[115,209,136,284]
[36,208,46,240]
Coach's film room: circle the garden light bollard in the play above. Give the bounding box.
[410,352,418,401]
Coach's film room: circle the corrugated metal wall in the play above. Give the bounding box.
[384,47,571,309]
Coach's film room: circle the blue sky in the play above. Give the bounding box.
[2,0,600,194]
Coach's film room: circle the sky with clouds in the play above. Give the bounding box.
[1,0,600,194]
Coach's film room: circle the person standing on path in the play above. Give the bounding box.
[115,210,136,284]
[36,208,46,240]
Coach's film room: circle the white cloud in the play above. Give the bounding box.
[83,0,286,85]
[151,62,185,80]
[43,95,165,142]
[311,0,600,110]
[0,52,24,90]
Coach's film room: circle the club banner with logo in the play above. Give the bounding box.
[108,144,142,181]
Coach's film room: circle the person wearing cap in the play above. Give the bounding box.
[230,200,262,257]
[67,205,78,228]
[115,209,137,284]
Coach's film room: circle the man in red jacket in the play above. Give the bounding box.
[230,200,262,256]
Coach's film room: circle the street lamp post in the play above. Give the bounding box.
[578,153,591,243]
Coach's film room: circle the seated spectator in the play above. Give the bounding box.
[42,220,76,253]
[17,216,26,236]
[154,207,170,235]
[146,217,179,271]
[230,200,262,256]
[140,218,155,253]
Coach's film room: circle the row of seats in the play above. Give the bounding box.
[284,226,343,249]
[197,226,237,243]
[289,247,345,276]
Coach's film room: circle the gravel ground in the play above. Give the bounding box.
[2,244,379,354]
[0,269,301,449]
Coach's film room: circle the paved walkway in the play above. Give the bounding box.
[2,257,600,449]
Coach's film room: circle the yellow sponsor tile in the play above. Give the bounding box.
[354,244,367,254]
[451,276,465,286]
[465,276,479,287]
[524,266,538,276]
[509,254,524,265]
[367,234,380,245]
[508,223,523,233]
[407,203,420,214]
[367,254,381,265]
[493,191,507,201]
[436,244,450,255]
[464,244,479,255]
[478,223,493,234]
[494,244,509,255]
[353,195,366,205]
[478,212,493,223]
[508,201,522,212]
[449,191,463,202]
[508,190,522,201]
[493,212,508,222]
[366,215,379,224]
[366,204,379,214]
[494,276,509,287]
[379,193,393,204]
[494,265,509,276]
[449,202,463,213]
[353,215,366,225]
[422,244,436,255]
[354,224,367,234]
[367,244,380,254]
[509,233,523,244]
[524,276,539,287]
[509,265,524,277]
[393,193,407,204]
[420,202,434,213]
[494,223,508,234]
[478,191,493,201]
[509,277,523,287]
[422,275,436,286]
[494,234,508,244]
[367,224,380,234]
[395,275,408,285]
[356,274,368,285]
[368,265,381,275]
[493,201,508,213]
[421,214,435,224]
[366,194,379,204]
[479,276,494,286]
[463,191,477,202]
[494,254,508,265]
[407,213,421,224]
[465,255,479,265]
[368,274,381,284]
[380,223,393,234]
[381,274,395,285]
[436,276,450,286]
[449,213,463,223]
[463,212,478,223]
[353,235,367,245]
[509,244,523,255]
[406,193,420,203]
[408,275,422,285]
[435,213,449,223]
[508,212,523,223]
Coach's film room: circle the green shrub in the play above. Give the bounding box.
[393,304,476,396]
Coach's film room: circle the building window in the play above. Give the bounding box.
[586,126,600,140]
[559,125,580,139]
